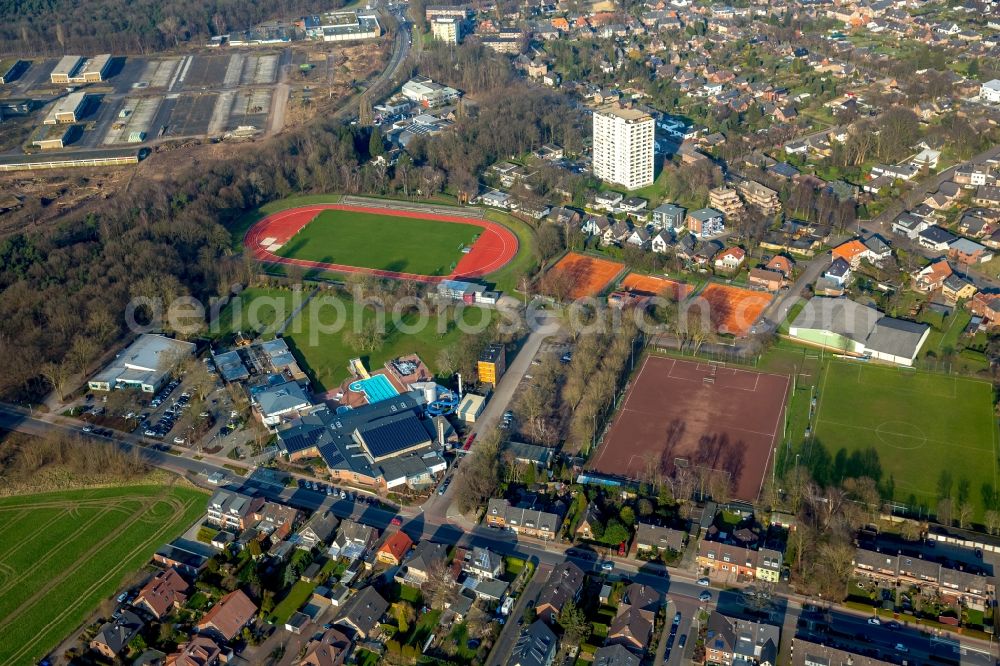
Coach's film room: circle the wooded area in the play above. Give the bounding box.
[0,0,327,55]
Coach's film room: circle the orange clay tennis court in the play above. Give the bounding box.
[621,273,692,301]
[698,283,772,337]
[547,252,625,300]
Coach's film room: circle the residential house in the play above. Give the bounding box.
[91,609,145,660]
[297,511,340,550]
[912,260,953,292]
[634,523,686,556]
[486,498,562,540]
[206,490,264,533]
[603,220,633,246]
[687,208,725,238]
[949,237,993,265]
[766,255,794,277]
[650,229,674,254]
[970,292,1000,326]
[955,163,996,188]
[823,258,852,287]
[942,274,977,302]
[756,548,783,583]
[575,503,604,540]
[715,247,746,272]
[535,561,585,623]
[465,546,504,580]
[335,586,389,639]
[789,639,895,666]
[870,163,919,181]
[749,267,784,292]
[549,207,581,227]
[917,225,958,251]
[481,189,512,209]
[959,214,993,239]
[652,203,686,230]
[704,612,780,666]
[831,239,871,268]
[593,644,641,666]
[697,541,759,580]
[709,187,744,220]
[975,185,1000,207]
[396,540,448,586]
[254,501,300,541]
[620,196,648,213]
[582,215,612,238]
[503,441,554,470]
[508,620,558,666]
[736,180,781,216]
[853,547,994,609]
[595,191,625,211]
[196,589,257,643]
[299,627,352,666]
[862,236,892,265]
[329,519,378,560]
[133,567,190,619]
[625,227,651,249]
[376,531,414,566]
[890,212,927,240]
[166,635,224,666]
[607,583,661,653]
[154,541,209,577]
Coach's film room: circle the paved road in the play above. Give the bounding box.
[4,400,997,663]
[756,249,834,332]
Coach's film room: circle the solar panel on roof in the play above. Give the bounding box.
[358,413,430,458]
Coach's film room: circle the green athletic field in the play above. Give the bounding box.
[0,485,206,665]
[276,209,481,276]
[811,360,998,518]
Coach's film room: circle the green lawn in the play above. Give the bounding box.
[811,360,998,518]
[210,287,302,340]
[282,293,493,391]
[0,485,206,666]
[276,209,480,276]
[481,210,538,293]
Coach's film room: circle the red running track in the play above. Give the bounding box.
[243,204,519,284]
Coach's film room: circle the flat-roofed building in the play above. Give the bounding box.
[477,342,506,386]
[592,102,655,190]
[77,54,112,82]
[43,91,89,125]
[0,147,140,172]
[31,124,72,150]
[0,58,27,85]
[88,333,195,393]
[431,17,462,43]
[50,55,84,84]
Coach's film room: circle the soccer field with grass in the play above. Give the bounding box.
[275,209,481,276]
[812,360,997,518]
[0,485,206,665]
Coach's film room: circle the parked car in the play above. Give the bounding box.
[678,635,687,649]
[895,644,907,653]
[699,591,712,602]
[601,561,614,572]
[173,437,186,445]
[82,425,93,433]
[673,612,681,625]
[697,577,710,586]
[868,617,881,626]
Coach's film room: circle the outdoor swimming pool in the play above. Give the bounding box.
[348,374,399,404]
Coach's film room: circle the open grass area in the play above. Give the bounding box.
[482,210,539,293]
[810,359,997,518]
[276,209,480,276]
[282,293,493,391]
[210,287,302,340]
[0,484,206,666]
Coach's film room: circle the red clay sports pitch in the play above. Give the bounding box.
[587,355,790,502]
[244,204,518,283]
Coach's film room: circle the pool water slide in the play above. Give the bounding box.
[349,357,370,379]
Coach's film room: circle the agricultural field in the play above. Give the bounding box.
[810,360,998,518]
[274,208,482,276]
[0,484,206,666]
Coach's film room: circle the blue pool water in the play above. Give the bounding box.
[348,374,399,404]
